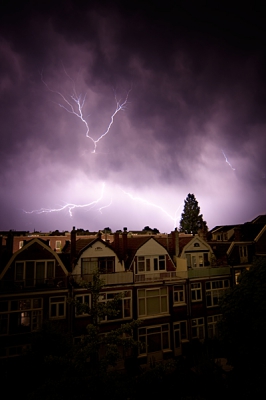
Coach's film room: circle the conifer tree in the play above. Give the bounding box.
[179,193,208,235]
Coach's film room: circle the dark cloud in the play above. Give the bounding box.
[0,1,266,232]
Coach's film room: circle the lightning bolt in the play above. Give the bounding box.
[122,190,182,230]
[221,149,236,171]
[24,183,109,217]
[41,68,131,153]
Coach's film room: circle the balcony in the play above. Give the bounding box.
[80,272,133,285]
[134,271,187,283]
[188,266,231,279]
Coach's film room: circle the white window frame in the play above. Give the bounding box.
[136,255,166,273]
[173,284,186,305]
[207,314,222,338]
[138,287,168,317]
[138,324,170,356]
[191,282,202,302]
[49,296,66,319]
[186,252,209,268]
[191,317,205,340]
[99,290,132,322]
[206,279,229,307]
[81,257,115,275]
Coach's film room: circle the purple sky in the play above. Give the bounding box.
[1,2,266,233]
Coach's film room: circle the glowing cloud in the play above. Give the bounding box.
[41,68,130,153]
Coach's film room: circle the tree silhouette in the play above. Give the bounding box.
[179,193,208,235]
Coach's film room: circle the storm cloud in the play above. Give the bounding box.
[1,1,266,232]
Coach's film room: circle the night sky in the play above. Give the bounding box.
[1,1,266,233]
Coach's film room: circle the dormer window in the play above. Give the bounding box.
[15,260,55,287]
[81,257,115,275]
[136,255,166,274]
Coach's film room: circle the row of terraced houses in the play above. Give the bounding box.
[1,215,266,363]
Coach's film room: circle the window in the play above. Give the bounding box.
[81,257,115,275]
[136,255,166,273]
[49,297,66,319]
[206,279,229,307]
[55,240,61,250]
[191,317,205,340]
[75,294,91,317]
[173,285,186,304]
[239,246,248,262]
[19,241,24,249]
[138,287,168,317]
[191,282,202,301]
[207,315,221,338]
[138,324,170,355]
[186,252,209,268]
[174,321,188,349]
[99,290,132,321]
[0,298,42,335]
[15,260,55,286]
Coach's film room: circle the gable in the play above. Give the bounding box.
[182,237,211,254]
[135,238,168,256]
[0,238,69,288]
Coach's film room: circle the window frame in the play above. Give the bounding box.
[81,257,115,275]
[15,260,55,286]
[0,298,43,335]
[75,294,91,317]
[138,287,168,317]
[173,321,188,349]
[136,255,166,274]
[207,314,222,338]
[99,290,132,322]
[206,279,229,307]
[191,317,205,340]
[138,324,170,356]
[173,284,186,305]
[191,282,202,302]
[49,296,66,319]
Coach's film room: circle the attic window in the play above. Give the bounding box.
[194,243,200,247]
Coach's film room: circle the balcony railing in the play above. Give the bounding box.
[134,271,186,283]
[0,277,68,292]
[78,272,134,285]
[188,266,231,279]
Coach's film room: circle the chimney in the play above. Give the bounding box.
[114,232,120,253]
[234,227,242,241]
[122,227,128,258]
[71,227,76,266]
[97,231,102,240]
[171,228,179,257]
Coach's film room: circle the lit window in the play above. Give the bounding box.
[0,298,42,335]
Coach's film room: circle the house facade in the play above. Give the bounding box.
[1,216,265,362]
